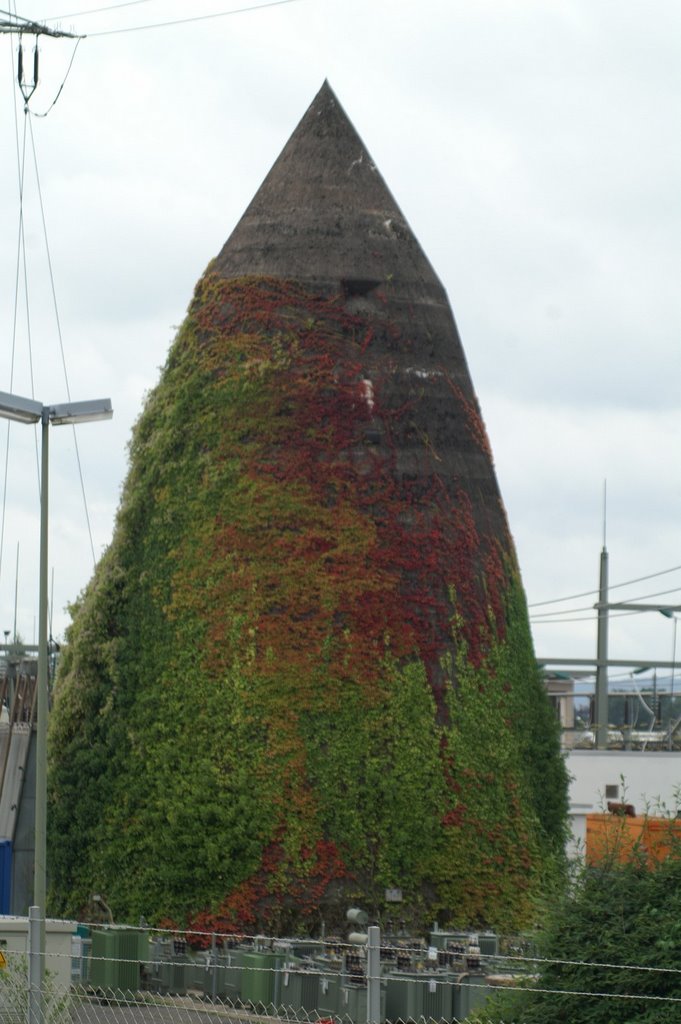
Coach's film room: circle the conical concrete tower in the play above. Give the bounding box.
[216,80,449,293]
[48,83,567,933]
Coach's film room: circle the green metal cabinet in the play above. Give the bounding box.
[89,929,147,993]
[477,933,499,958]
[159,956,191,996]
[187,952,211,995]
[453,973,490,1021]
[146,937,169,992]
[88,930,117,990]
[280,967,320,1014]
[421,974,454,1022]
[339,982,386,1023]
[214,949,245,1003]
[429,931,457,952]
[240,950,286,1008]
[385,972,453,1023]
[317,968,341,1018]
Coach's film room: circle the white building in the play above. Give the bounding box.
[566,749,681,856]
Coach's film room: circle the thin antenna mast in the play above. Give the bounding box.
[13,542,19,643]
[595,481,609,749]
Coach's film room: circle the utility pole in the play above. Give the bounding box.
[541,541,681,750]
[590,596,681,750]
[594,544,609,749]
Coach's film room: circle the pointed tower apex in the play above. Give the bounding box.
[214,82,441,296]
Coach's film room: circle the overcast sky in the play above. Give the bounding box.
[0,0,679,684]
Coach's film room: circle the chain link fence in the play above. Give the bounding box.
[0,918,521,1024]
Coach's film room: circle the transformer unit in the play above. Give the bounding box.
[453,973,490,1020]
[339,981,386,1023]
[280,966,320,1014]
[240,949,288,1009]
[385,970,454,1023]
[200,948,245,1003]
[88,928,148,994]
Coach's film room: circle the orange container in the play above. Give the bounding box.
[586,813,681,866]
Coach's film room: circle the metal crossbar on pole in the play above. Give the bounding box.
[539,658,681,669]
[0,12,80,37]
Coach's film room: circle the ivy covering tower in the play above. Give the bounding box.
[48,82,567,932]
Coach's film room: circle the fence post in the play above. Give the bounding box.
[28,905,43,1024]
[211,933,217,1002]
[366,924,381,1024]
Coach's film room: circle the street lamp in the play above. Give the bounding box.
[0,391,112,970]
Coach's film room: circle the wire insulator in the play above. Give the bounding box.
[33,45,39,88]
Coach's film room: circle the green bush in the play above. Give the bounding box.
[488,835,681,1024]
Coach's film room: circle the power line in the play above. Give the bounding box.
[531,609,642,625]
[611,583,681,606]
[532,614,597,624]
[531,585,681,621]
[489,979,681,1004]
[532,602,600,618]
[84,0,303,37]
[0,7,38,24]
[0,30,24,589]
[46,0,157,21]
[27,115,98,565]
[529,563,681,608]
[493,949,681,975]
[30,36,82,116]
